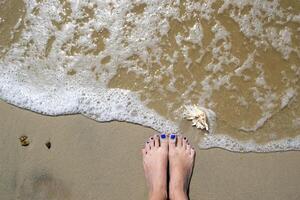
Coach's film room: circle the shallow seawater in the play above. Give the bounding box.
[0,0,299,152]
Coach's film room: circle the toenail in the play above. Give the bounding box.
[150,137,153,140]
[160,134,166,139]
[146,141,149,143]
[170,134,176,140]
[183,137,187,140]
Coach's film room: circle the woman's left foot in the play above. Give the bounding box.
[142,134,168,200]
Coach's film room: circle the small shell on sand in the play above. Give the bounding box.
[19,135,30,146]
[183,105,209,131]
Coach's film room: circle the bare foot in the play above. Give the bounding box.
[142,134,168,200]
[169,134,195,200]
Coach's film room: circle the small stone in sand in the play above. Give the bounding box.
[45,141,51,149]
[19,135,30,146]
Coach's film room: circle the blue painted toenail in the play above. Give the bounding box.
[170,134,176,140]
[160,134,166,139]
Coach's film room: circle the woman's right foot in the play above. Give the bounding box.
[168,134,196,200]
[142,134,168,200]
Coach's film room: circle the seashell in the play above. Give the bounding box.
[183,105,209,131]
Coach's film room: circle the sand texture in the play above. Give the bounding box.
[0,100,300,200]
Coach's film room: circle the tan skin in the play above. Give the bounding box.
[142,134,195,200]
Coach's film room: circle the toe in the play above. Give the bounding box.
[160,133,168,148]
[142,148,146,156]
[145,141,151,151]
[186,143,192,155]
[169,134,177,146]
[169,134,176,148]
[154,134,160,147]
[190,147,196,157]
[149,136,155,148]
[183,136,188,149]
[186,143,191,151]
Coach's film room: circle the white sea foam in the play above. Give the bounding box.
[0,0,299,152]
[199,134,300,152]
[0,70,178,134]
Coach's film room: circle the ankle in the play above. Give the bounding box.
[149,188,167,200]
[169,187,188,200]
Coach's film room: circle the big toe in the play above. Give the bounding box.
[160,133,168,148]
[169,134,176,148]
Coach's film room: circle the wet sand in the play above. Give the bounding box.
[0,100,300,200]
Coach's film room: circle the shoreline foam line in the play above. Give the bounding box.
[199,134,300,152]
[0,74,178,134]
